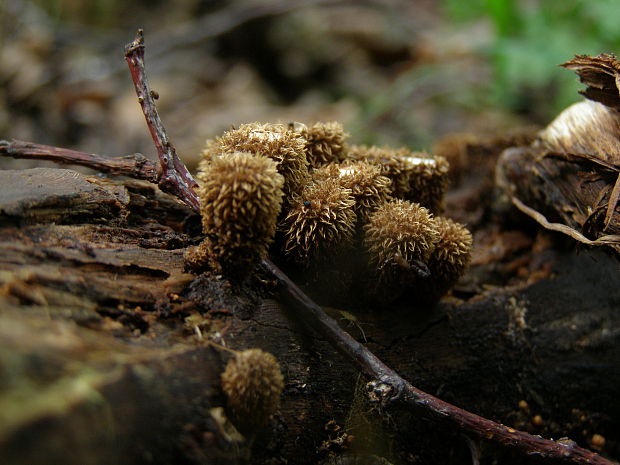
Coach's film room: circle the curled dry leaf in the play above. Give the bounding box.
[496,54,620,255]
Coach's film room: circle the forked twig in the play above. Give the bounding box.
[124,29,200,212]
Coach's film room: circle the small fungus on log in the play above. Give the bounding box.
[221,348,285,432]
[188,151,284,276]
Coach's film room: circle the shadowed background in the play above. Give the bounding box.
[3,0,620,170]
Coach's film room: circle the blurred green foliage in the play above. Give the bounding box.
[443,0,620,119]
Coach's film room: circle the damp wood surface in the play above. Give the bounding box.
[1,166,620,465]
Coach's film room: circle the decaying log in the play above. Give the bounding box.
[1,166,619,464]
[0,168,129,225]
[0,314,243,465]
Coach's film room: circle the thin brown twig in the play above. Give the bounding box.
[124,29,200,212]
[0,139,158,181]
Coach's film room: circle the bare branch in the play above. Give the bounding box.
[0,139,158,181]
[124,29,200,212]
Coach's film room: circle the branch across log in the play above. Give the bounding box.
[0,139,158,182]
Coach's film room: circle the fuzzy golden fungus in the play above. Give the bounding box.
[202,123,309,198]
[280,178,356,264]
[425,217,472,300]
[183,243,212,272]
[364,200,440,283]
[346,144,415,198]
[221,349,284,430]
[313,161,392,223]
[429,217,472,277]
[194,152,284,275]
[191,119,468,304]
[347,145,449,213]
[403,153,450,213]
[296,121,348,167]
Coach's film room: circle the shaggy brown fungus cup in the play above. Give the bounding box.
[312,160,393,223]
[280,177,356,264]
[201,122,309,198]
[425,217,472,302]
[363,199,440,301]
[347,145,449,213]
[188,151,284,276]
[294,121,349,168]
[221,349,284,432]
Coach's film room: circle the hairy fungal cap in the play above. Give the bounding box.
[221,349,284,429]
[346,144,415,172]
[405,152,449,214]
[424,217,472,300]
[313,161,392,223]
[201,122,309,197]
[281,177,356,264]
[364,199,440,274]
[430,217,472,272]
[295,121,349,167]
[195,151,284,274]
[346,145,449,212]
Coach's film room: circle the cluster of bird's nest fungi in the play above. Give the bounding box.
[185,121,473,306]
